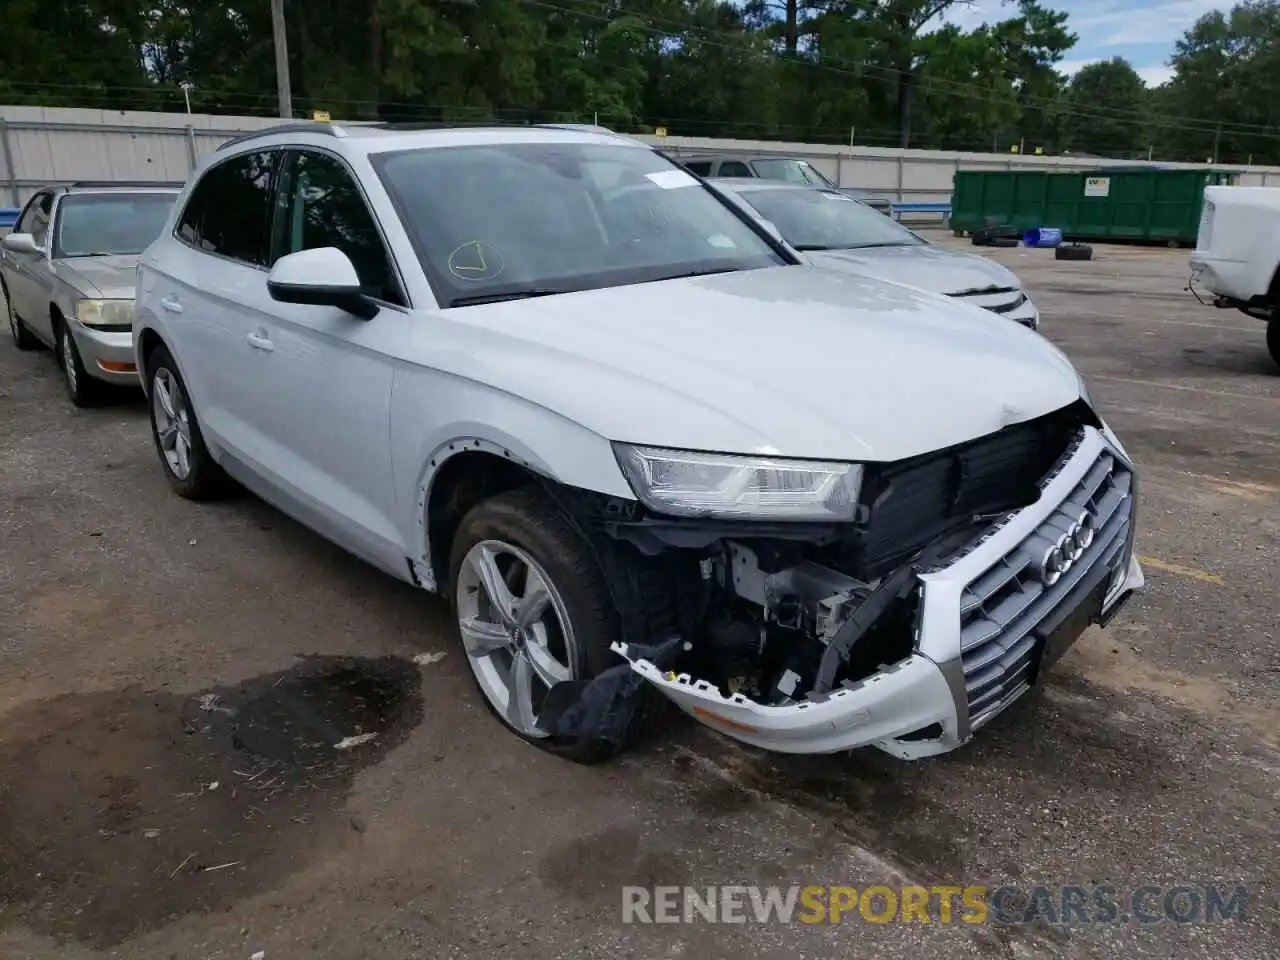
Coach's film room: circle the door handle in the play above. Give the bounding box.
[160,296,183,314]
[246,330,274,352]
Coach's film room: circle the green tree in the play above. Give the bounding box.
[1063,58,1149,158]
[1159,0,1280,163]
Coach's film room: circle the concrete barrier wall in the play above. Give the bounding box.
[4,105,1279,208]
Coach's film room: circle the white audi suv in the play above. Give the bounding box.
[134,123,1143,763]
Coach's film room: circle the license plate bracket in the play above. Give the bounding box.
[1032,579,1107,682]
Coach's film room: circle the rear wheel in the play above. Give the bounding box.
[146,344,232,499]
[1267,318,1280,371]
[448,486,649,764]
[4,282,38,350]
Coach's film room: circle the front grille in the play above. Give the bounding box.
[959,447,1134,727]
[948,286,1033,325]
[854,403,1090,578]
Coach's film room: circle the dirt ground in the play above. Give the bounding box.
[1,238,1277,959]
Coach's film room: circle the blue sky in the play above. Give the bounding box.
[943,0,1227,86]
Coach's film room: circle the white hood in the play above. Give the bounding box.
[419,265,1081,463]
[804,243,1025,297]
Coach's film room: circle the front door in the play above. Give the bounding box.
[6,191,54,342]
[247,147,407,575]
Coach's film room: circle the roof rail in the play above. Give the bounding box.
[536,122,616,133]
[215,123,343,152]
[369,121,521,131]
[68,180,185,189]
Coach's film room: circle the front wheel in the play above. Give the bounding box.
[1268,318,1280,371]
[56,322,105,407]
[448,487,647,764]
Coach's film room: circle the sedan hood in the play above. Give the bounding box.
[54,255,140,300]
[422,265,1081,463]
[805,243,1024,297]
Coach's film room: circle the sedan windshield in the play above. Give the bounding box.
[373,142,786,306]
[55,193,177,258]
[749,158,834,187]
[738,188,922,252]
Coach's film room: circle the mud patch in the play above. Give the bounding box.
[1059,627,1278,747]
[1180,345,1278,377]
[0,655,422,948]
[538,826,689,904]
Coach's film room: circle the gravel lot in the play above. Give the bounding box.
[1,239,1276,959]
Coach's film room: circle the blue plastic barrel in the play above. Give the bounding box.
[1023,226,1063,248]
[0,208,19,230]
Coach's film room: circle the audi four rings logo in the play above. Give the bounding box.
[1039,510,1097,585]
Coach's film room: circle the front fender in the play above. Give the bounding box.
[390,368,636,589]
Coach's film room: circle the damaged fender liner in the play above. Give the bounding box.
[613,642,962,757]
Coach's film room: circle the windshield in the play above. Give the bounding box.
[55,193,177,257]
[738,188,922,251]
[373,142,786,306]
[750,158,834,187]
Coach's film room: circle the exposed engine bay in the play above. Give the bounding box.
[541,400,1102,745]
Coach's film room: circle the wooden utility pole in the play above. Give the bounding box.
[271,0,293,119]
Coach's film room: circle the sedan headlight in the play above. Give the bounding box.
[75,298,135,327]
[614,444,864,521]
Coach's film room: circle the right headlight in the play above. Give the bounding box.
[613,443,864,521]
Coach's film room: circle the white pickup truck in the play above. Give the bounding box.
[1189,185,1280,370]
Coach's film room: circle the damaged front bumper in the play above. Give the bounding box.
[614,426,1143,759]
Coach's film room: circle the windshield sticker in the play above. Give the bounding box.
[645,170,698,190]
[706,234,737,249]
[447,240,506,282]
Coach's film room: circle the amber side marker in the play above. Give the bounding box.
[692,706,759,733]
[97,360,137,373]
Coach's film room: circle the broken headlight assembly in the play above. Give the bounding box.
[613,444,864,521]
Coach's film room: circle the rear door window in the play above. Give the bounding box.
[176,151,279,265]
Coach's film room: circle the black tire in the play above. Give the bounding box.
[145,343,233,500]
[1055,243,1094,261]
[986,236,1019,248]
[4,281,39,351]
[448,486,655,764]
[54,320,106,407]
[1267,319,1280,372]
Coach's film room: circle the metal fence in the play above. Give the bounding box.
[5,104,1280,213]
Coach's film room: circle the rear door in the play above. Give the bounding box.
[147,149,282,465]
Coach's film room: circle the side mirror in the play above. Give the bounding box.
[267,247,379,320]
[2,232,41,255]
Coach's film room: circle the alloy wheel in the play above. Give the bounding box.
[152,367,194,479]
[455,539,577,737]
[60,330,79,396]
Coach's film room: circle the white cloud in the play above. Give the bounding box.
[1069,0,1222,47]
[1135,63,1175,85]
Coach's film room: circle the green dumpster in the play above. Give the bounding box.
[950,168,1240,245]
